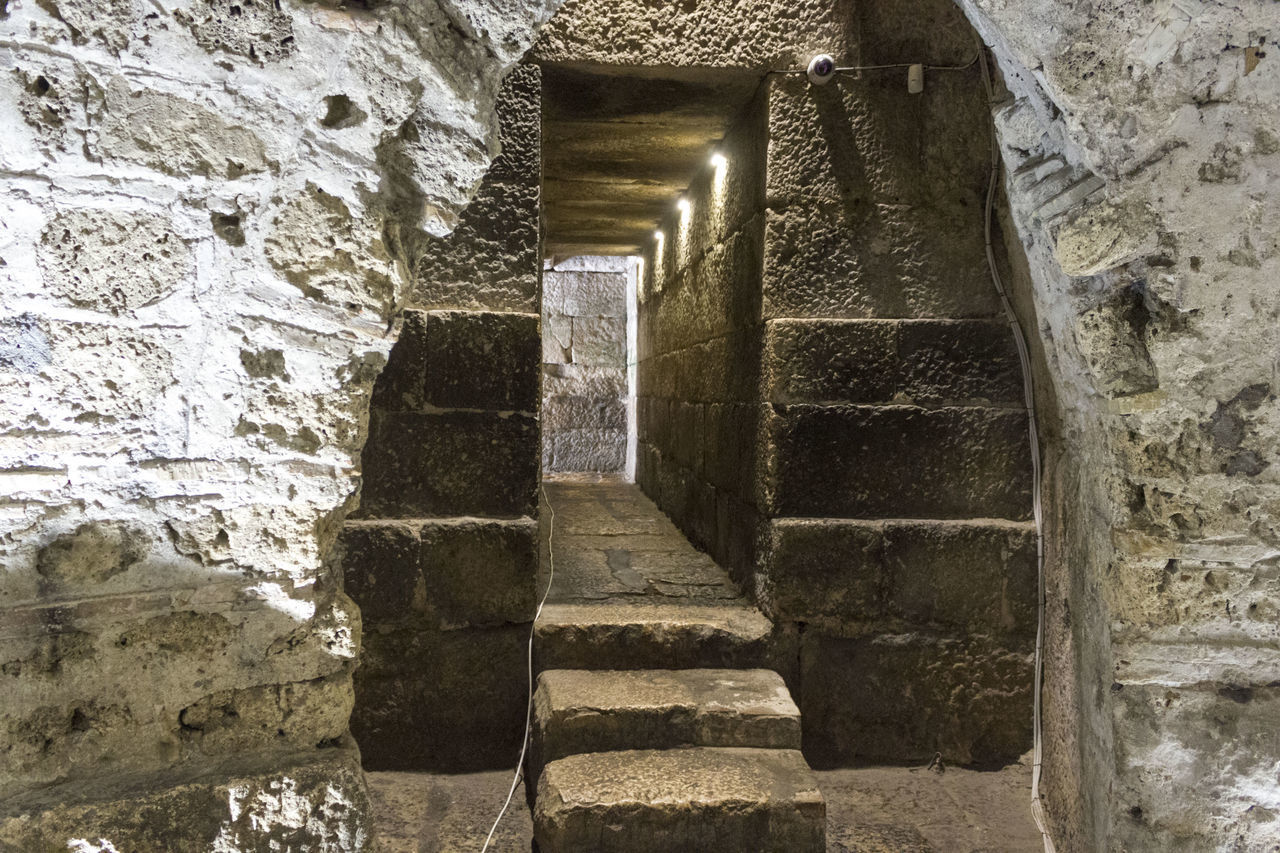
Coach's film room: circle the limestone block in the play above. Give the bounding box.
[758,518,1038,638]
[413,66,542,313]
[763,404,1032,520]
[0,746,370,853]
[668,401,705,474]
[1054,196,1160,277]
[533,0,857,70]
[800,632,1033,766]
[762,203,1000,320]
[419,517,538,629]
[33,521,151,591]
[896,320,1024,406]
[534,601,775,673]
[542,364,626,400]
[764,73,989,210]
[1073,286,1160,398]
[419,311,540,412]
[701,402,759,496]
[543,314,574,363]
[174,672,353,758]
[571,316,626,367]
[545,270,627,317]
[37,209,192,314]
[98,77,272,179]
[762,319,898,404]
[340,521,424,624]
[371,311,431,412]
[883,520,1038,637]
[413,177,541,313]
[531,668,802,776]
[178,0,295,64]
[544,394,628,431]
[756,518,883,628]
[342,517,537,630]
[763,318,1024,406]
[534,748,826,853]
[264,182,397,315]
[358,410,539,518]
[352,624,528,772]
[545,429,627,473]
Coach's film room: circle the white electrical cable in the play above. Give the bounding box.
[977,46,1057,853]
[480,484,556,853]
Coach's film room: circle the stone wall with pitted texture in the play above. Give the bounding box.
[0,0,559,848]
[542,256,630,473]
[955,1,1280,849]
[637,0,1037,771]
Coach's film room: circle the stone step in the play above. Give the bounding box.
[533,601,775,672]
[533,747,826,853]
[530,668,801,779]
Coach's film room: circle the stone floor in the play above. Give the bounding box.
[539,472,740,604]
[367,759,1045,852]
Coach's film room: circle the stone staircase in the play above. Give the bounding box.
[526,479,825,852]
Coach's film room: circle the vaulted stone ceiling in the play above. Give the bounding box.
[540,64,760,257]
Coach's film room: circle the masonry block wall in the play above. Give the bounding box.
[341,65,543,772]
[638,2,1036,768]
[637,89,768,581]
[542,256,629,473]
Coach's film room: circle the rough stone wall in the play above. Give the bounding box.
[637,86,768,580]
[0,0,558,846]
[341,65,543,773]
[543,256,629,474]
[953,1,1280,850]
[638,0,1036,769]
[532,0,857,70]
[762,0,1035,769]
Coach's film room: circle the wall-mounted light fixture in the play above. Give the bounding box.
[710,152,727,169]
[677,198,691,214]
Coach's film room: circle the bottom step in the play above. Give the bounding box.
[533,747,825,853]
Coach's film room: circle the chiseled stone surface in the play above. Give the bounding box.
[536,601,774,673]
[758,518,1039,639]
[542,258,631,474]
[531,668,801,772]
[534,747,825,853]
[353,623,529,773]
[532,0,855,71]
[801,631,1033,767]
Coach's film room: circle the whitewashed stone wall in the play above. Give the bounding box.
[542,255,630,473]
[958,1,1280,850]
[0,0,559,847]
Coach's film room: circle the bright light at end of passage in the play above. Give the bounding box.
[710,152,727,169]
